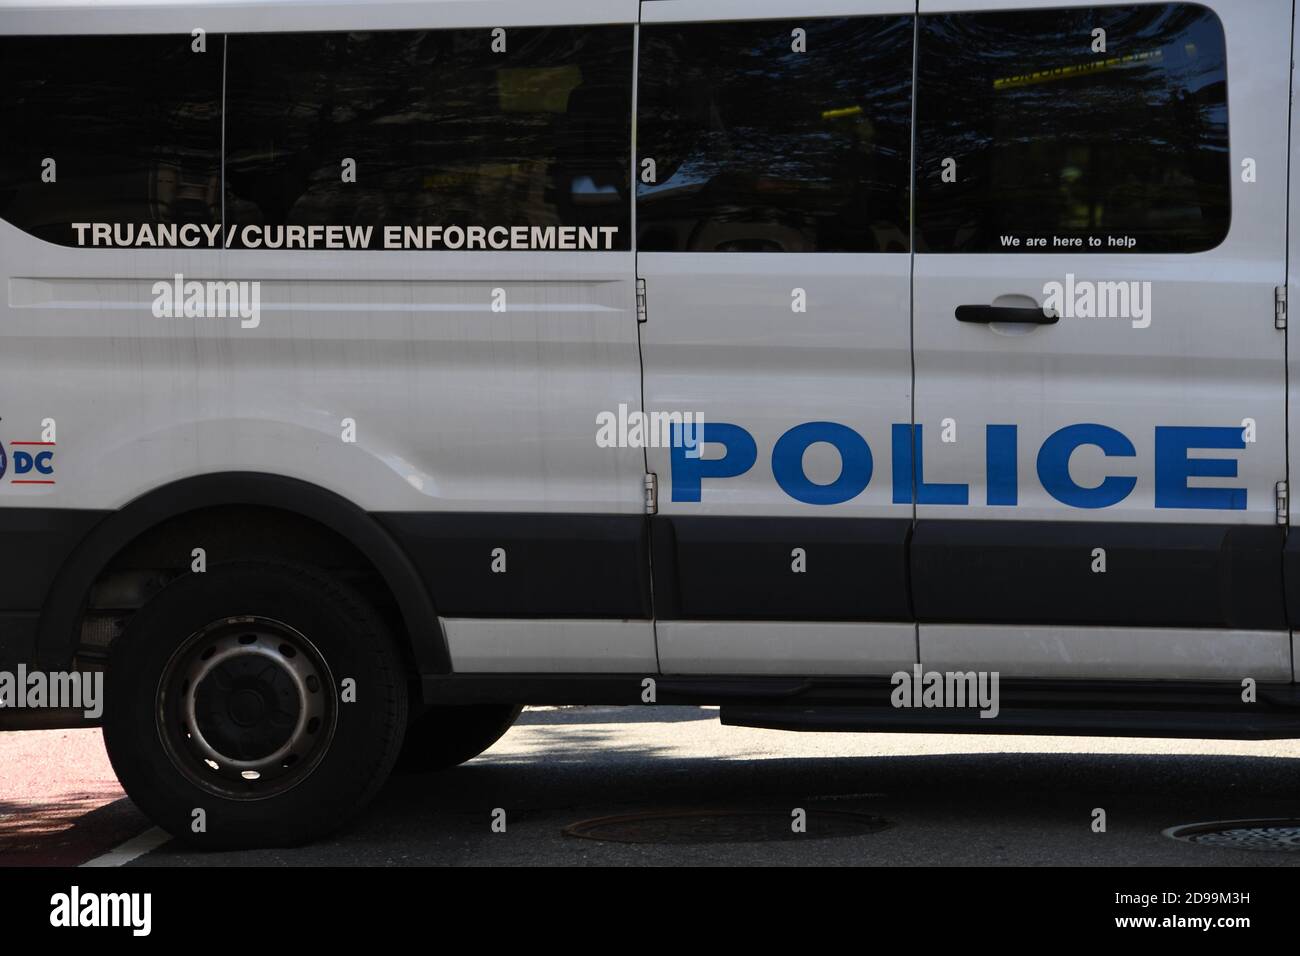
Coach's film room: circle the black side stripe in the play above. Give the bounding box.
[652,516,912,621]
[913,520,1286,630]
[376,513,652,619]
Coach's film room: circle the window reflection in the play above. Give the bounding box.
[915,4,1229,254]
[636,17,913,254]
[224,27,632,249]
[0,35,222,246]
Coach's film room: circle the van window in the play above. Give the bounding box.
[636,16,913,253]
[223,26,633,250]
[0,35,223,247]
[915,3,1230,254]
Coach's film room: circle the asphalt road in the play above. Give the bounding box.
[4,705,1300,866]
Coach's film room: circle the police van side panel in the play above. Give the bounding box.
[640,0,1291,684]
[1,0,1284,701]
[910,0,1291,681]
[639,0,917,676]
[0,0,653,697]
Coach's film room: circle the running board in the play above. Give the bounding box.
[721,704,1300,740]
[421,673,1300,739]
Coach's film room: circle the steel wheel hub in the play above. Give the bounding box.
[158,616,336,799]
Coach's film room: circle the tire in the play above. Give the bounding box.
[103,560,408,849]
[396,703,523,772]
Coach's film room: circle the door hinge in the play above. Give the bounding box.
[1276,286,1287,329]
[643,472,658,514]
[636,278,647,323]
[1277,480,1289,524]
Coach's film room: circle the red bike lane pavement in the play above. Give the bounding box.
[0,728,152,866]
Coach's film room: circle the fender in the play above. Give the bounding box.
[34,472,449,674]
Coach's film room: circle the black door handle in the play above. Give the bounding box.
[955,304,1058,324]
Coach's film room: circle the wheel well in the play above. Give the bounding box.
[76,505,417,677]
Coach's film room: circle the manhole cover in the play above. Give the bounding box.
[563,808,891,845]
[1164,819,1300,852]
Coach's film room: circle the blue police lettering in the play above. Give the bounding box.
[772,422,871,505]
[892,424,968,505]
[1036,423,1136,509]
[670,420,1248,511]
[1154,426,1246,510]
[669,422,755,503]
[985,424,1018,506]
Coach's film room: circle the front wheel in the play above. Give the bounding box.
[103,561,408,849]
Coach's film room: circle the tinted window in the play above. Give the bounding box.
[0,35,223,246]
[915,4,1229,253]
[224,27,632,250]
[636,17,913,253]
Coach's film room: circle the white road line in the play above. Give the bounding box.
[80,827,170,867]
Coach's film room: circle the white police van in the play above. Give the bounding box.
[0,0,1296,847]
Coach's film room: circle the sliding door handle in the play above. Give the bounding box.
[955,304,1058,325]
